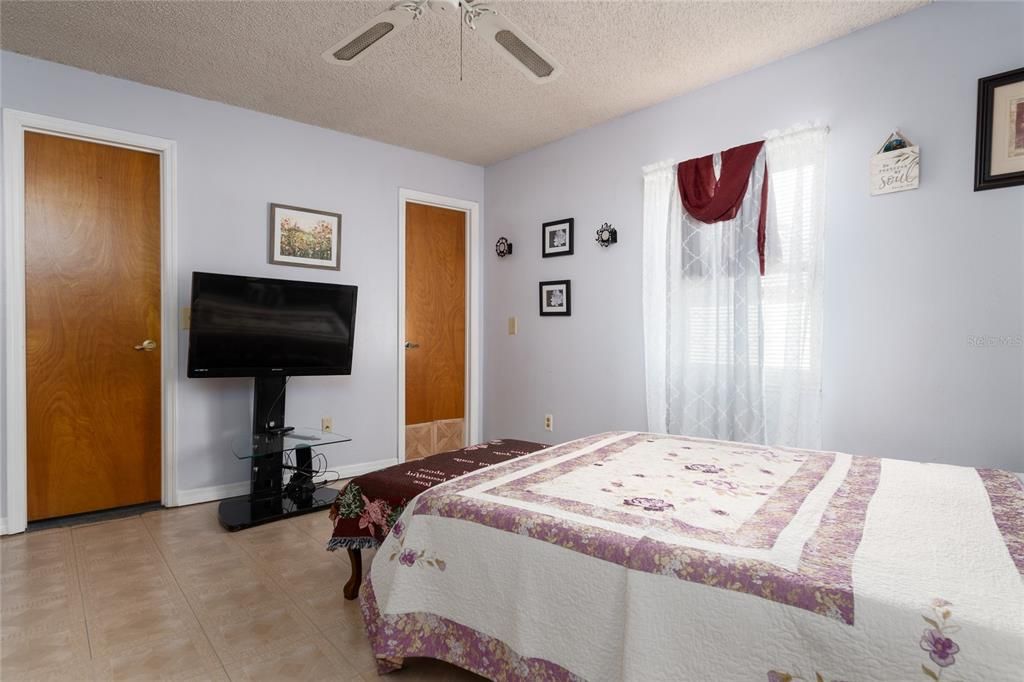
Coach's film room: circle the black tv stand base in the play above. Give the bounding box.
[218,376,341,531]
[217,486,337,531]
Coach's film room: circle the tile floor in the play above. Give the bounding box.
[0,497,483,681]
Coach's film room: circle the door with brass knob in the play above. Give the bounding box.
[25,132,162,521]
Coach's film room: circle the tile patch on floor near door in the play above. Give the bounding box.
[405,418,466,460]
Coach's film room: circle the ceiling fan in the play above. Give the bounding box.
[321,0,561,83]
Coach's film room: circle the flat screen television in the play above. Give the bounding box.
[187,272,357,378]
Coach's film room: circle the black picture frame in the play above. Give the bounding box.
[541,218,574,257]
[539,280,571,316]
[974,66,1024,191]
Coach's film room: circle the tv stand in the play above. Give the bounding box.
[253,375,288,433]
[217,377,351,531]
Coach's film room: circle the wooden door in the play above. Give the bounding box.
[25,132,162,521]
[404,203,466,459]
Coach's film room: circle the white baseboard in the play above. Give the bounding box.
[174,481,252,507]
[171,458,397,508]
[0,457,401,529]
[327,458,397,481]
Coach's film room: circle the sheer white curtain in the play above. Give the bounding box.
[642,126,827,448]
[762,126,827,448]
[642,151,767,444]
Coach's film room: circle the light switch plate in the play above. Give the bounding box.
[508,316,518,335]
[321,416,333,432]
[180,307,191,330]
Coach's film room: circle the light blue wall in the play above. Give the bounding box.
[0,51,485,515]
[483,2,1024,470]
[2,2,1022,527]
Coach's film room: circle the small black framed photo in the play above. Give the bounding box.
[975,66,1024,191]
[539,279,571,316]
[541,218,574,257]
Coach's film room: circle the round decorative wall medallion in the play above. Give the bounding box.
[595,223,617,247]
[495,237,513,257]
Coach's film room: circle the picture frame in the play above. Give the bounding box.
[268,203,342,270]
[541,218,574,258]
[539,279,571,316]
[975,66,1024,191]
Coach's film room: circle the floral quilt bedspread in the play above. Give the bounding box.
[362,431,1024,681]
[326,439,547,551]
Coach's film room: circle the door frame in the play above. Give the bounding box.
[397,189,481,463]
[2,109,179,534]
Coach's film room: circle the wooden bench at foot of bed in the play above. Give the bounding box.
[327,439,548,599]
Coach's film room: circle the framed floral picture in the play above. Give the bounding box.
[975,67,1024,191]
[541,218,574,257]
[268,203,342,270]
[539,279,571,316]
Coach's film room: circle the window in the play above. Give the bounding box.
[643,126,827,448]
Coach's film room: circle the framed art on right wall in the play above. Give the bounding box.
[539,280,571,316]
[542,218,574,257]
[975,66,1024,191]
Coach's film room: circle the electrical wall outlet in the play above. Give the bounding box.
[544,414,553,431]
[508,316,518,335]
[321,416,333,432]
[180,306,191,330]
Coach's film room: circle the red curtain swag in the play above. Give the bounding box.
[677,140,769,275]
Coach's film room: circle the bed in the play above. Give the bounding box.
[359,431,1024,680]
[326,439,548,598]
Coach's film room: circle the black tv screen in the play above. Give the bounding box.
[187,272,357,378]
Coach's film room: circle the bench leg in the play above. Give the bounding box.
[344,548,362,600]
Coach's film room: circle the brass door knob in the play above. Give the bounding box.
[134,339,157,351]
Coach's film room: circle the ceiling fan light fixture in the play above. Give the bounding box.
[322,0,561,81]
[332,22,395,61]
[494,29,554,78]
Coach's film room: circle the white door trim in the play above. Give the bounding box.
[397,189,481,463]
[2,108,179,534]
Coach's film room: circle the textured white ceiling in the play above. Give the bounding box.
[0,0,926,165]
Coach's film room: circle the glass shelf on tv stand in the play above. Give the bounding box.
[230,427,352,460]
[218,427,352,532]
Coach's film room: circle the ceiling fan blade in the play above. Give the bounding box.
[469,7,561,82]
[322,4,420,65]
